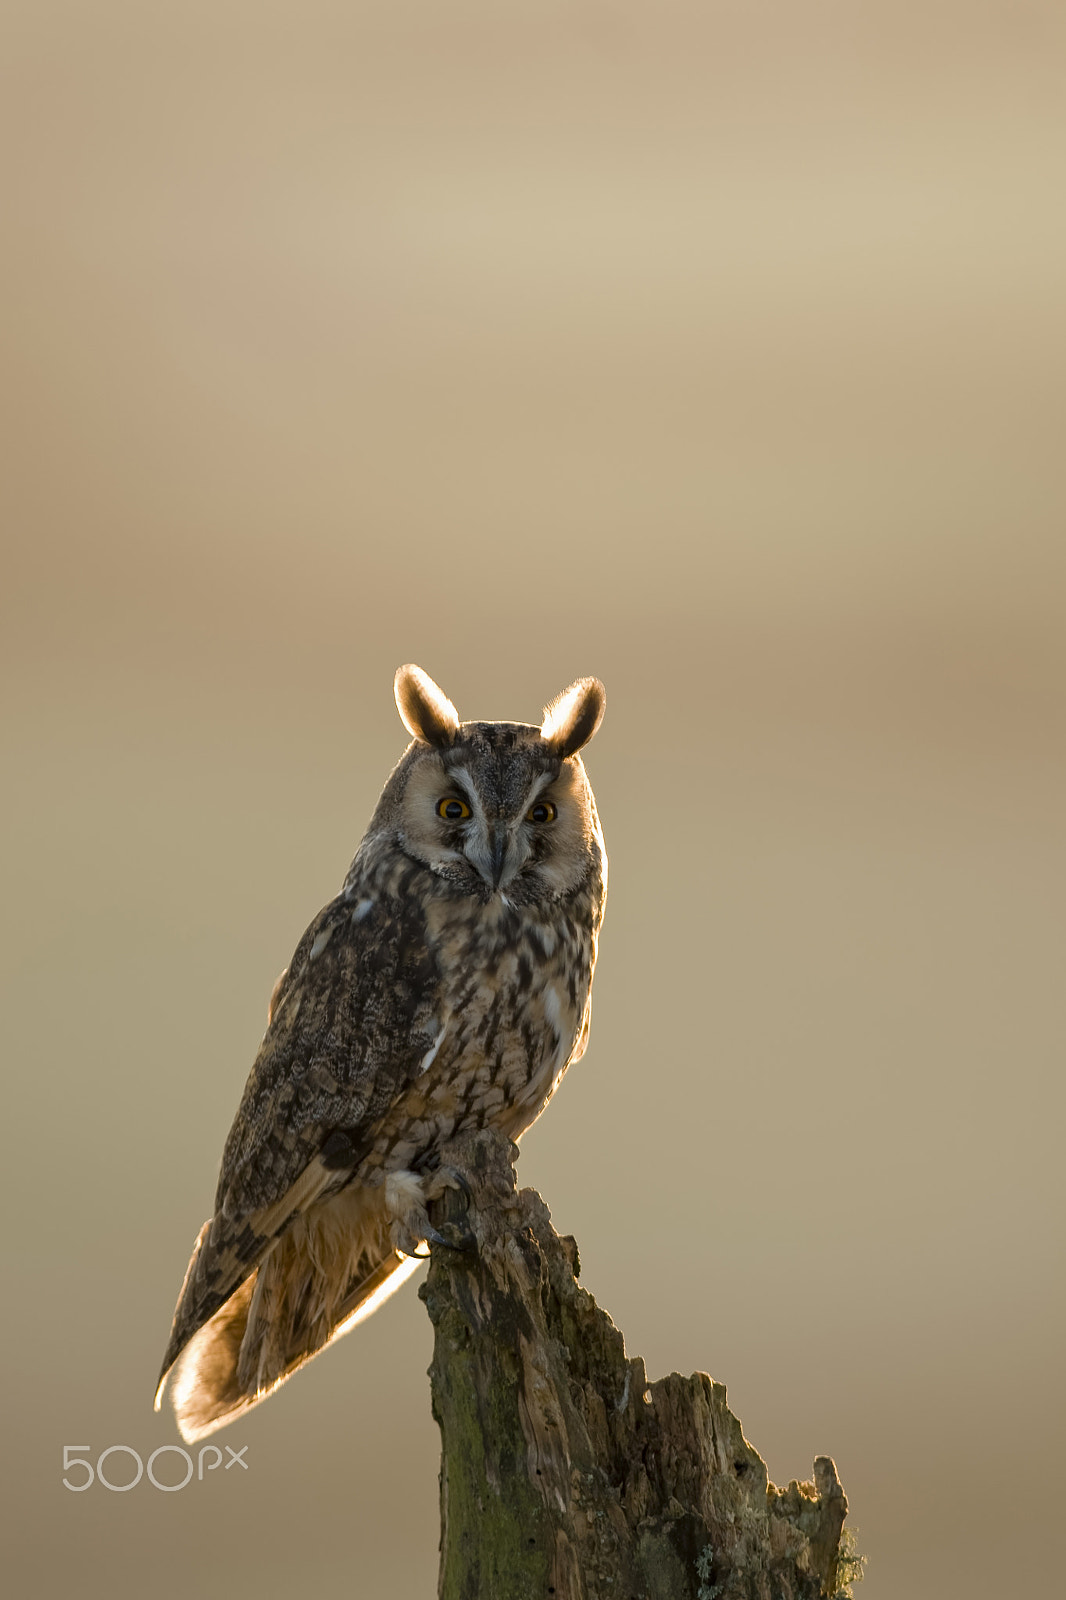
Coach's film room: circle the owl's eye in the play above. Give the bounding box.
[526,800,558,825]
[437,797,472,822]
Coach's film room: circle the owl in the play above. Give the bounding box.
[155,664,607,1441]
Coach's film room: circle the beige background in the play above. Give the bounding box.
[2,3,1063,1596]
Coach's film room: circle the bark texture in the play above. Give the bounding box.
[421,1128,850,1600]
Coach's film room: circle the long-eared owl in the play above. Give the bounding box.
[156,665,607,1441]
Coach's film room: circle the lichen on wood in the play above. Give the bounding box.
[421,1128,852,1600]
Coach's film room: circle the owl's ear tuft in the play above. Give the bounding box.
[394,665,460,747]
[541,677,606,758]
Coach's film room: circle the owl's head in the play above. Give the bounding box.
[376,664,606,904]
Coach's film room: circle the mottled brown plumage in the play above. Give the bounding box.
[156,666,607,1440]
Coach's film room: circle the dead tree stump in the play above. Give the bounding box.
[421,1127,850,1600]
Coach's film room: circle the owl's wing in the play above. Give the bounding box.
[156,883,442,1393]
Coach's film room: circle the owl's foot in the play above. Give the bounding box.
[385,1167,476,1257]
[425,1164,476,1251]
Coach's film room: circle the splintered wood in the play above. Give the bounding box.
[422,1129,850,1600]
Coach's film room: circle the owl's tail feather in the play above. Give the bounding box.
[161,1239,422,1443]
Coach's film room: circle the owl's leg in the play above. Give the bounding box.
[384,1167,475,1256]
[382,1170,431,1257]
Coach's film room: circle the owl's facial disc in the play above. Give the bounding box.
[399,758,553,892]
[396,734,595,901]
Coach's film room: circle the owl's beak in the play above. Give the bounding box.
[489,824,508,888]
[468,821,518,892]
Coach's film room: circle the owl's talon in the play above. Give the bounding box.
[424,1164,472,1206]
[428,1220,477,1253]
[392,1220,474,1257]
[450,1169,472,1204]
[394,1240,432,1261]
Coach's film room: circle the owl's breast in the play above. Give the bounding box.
[361,881,602,1173]
[430,892,597,1125]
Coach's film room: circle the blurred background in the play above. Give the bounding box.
[2,2,1063,1595]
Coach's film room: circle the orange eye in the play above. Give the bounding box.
[526,800,557,824]
[437,797,472,822]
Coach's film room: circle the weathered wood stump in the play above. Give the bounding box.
[421,1128,850,1600]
